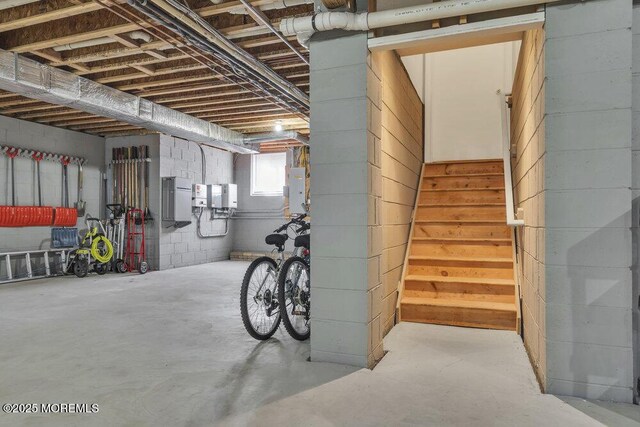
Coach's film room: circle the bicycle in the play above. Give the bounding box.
[240,214,309,340]
[277,222,310,341]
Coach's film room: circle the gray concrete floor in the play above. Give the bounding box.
[0,260,638,426]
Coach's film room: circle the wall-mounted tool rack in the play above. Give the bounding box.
[1,145,85,166]
[0,145,85,227]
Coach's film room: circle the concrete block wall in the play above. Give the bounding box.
[0,116,104,252]
[544,0,634,402]
[158,135,234,269]
[632,2,640,405]
[375,50,424,336]
[510,28,546,385]
[105,134,234,271]
[232,152,287,253]
[309,32,384,368]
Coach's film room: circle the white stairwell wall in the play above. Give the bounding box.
[401,41,520,162]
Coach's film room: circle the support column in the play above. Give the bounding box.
[544,0,634,402]
[309,32,384,368]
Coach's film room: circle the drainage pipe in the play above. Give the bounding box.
[53,37,114,52]
[243,131,309,146]
[280,0,560,45]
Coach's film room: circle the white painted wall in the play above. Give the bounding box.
[402,41,520,162]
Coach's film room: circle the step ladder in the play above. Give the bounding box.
[0,249,70,284]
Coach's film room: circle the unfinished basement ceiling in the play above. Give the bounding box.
[0,0,311,138]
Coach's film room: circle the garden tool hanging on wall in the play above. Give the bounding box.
[75,160,86,217]
[53,156,77,226]
[32,152,44,207]
[143,145,152,222]
[7,146,18,207]
[62,157,69,208]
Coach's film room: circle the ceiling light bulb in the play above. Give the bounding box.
[274,121,283,132]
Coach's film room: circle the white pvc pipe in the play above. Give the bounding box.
[53,37,114,52]
[281,0,560,42]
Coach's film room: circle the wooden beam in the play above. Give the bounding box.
[146,49,168,60]
[117,70,308,91]
[10,23,141,53]
[90,60,304,86]
[0,3,103,34]
[32,49,90,72]
[130,64,157,76]
[110,34,141,49]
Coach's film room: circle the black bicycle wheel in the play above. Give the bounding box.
[240,256,281,340]
[277,256,310,341]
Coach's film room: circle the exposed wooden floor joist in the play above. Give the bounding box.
[0,0,312,137]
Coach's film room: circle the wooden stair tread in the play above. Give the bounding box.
[415,219,506,224]
[424,159,502,165]
[418,203,504,207]
[409,255,513,263]
[423,173,504,178]
[411,237,512,243]
[404,275,514,286]
[421,187,504,192]
[401,297,516,312]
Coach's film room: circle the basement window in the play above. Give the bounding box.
[251,152,286,196]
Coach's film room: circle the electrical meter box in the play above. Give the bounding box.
[192,183,207,208]
[208,184,222,208]
[221,184,237,209]
[288,167,306,214]
[162,177,192,225]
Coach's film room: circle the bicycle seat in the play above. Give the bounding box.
[265,233,287,249]
[294,234,310,250]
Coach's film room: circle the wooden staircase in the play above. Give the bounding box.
[398,159,519,331]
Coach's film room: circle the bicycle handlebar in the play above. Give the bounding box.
[273,214,309,233]
[296,223,310,233]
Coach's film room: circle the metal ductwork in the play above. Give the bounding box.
[0,49,256,153]
[243,131,309,145]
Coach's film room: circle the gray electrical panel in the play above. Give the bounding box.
[288,167,306,214]
[222,184,237,209]
[208,184,222,208]
[162,177,192,226]
[192,183,207,208]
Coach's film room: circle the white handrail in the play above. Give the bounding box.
[498,90,524,227]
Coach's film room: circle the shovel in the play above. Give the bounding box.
[74,161,86,217]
